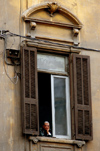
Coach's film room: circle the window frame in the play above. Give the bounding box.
[51,75,71,139]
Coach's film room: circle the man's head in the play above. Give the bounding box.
[43,121,50,131]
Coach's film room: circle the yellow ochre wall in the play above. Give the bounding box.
[0,0,100,151]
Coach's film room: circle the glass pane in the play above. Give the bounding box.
[37,53,68,73]
[54,77,67,135]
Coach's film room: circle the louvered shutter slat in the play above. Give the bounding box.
[21,47,39,135]
[76,57,82,104]
[73,54,93,141]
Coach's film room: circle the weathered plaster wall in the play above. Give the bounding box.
[0,0,29,151]
[0,0,100,151]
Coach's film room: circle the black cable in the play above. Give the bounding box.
[8,31,100,52]
[1,30,100,52]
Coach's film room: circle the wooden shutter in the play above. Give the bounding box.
[73,54,93,140]
[21,46,39,135]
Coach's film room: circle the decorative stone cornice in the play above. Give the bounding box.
[24,39,81,53]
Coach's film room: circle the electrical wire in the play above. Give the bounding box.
[1,31,100,52]
[8,32,100,52]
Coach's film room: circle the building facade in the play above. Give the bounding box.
[0,0,100,151]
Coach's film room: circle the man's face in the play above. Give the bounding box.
[43,123,50,131]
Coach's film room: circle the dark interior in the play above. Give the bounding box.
[38,72,52,132]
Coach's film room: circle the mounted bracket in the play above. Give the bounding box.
[6,49,20,65]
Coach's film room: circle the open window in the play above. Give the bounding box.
[37,51,71,138]
[38,73,71,139]
[51,75,71,139]
[21,47,93,141]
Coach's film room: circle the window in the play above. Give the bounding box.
[37,52,70,138]
[51,75,71,139]
[21,47,93,141]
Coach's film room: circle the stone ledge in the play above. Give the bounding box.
[29,136,85,148]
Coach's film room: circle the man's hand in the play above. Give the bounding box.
[47,129,50,134]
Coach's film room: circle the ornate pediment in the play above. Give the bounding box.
[22,2,82,46]
[22,2,82,28]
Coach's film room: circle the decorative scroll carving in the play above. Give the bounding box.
[73,140,85,148]
[47,2,58,17]
[76,142,85,148]
[32,138,38,144]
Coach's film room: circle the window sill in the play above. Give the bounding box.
[29,136,85,148]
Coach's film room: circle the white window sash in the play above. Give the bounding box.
[51,75,71,139]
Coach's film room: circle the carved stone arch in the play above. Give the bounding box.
[22,2,82,27]
[22,2,83,46]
